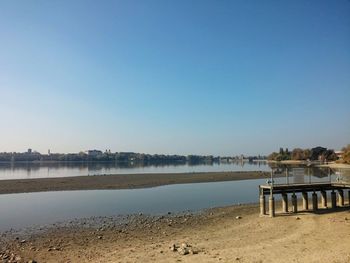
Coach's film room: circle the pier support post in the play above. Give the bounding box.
[282,193,288,213]
[302,192,308,211]
[312,192,318,212]
[320,190,327,208]
[338,190,344,207]
[269,195,275,218]
[331,190,337,209]
[260,195,266,216]
[291,193,297,213]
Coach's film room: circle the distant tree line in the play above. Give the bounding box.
[340,145,350,164]
[0,150,268,165]
[268,146,338,162]
[0,151,188,164]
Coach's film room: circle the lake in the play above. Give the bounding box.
[0,161,269,180]
[0,165,344,232]
[0,164,347,232]
[0,179,264,231]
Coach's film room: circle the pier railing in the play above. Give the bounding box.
[259,167,350,217]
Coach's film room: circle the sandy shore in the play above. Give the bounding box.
[268,160,350,169]
[267,160,309,164]
[1,204,350,263]
[0,171,269,195]
[318,163,350,169]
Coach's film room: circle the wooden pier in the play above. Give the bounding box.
[259,181,350,217]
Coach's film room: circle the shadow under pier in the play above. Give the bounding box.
[259,182,350,217]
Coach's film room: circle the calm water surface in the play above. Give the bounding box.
[0,165,347,232]
[0,179,264,231]
[0,162,269,180]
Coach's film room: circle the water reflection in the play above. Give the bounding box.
[0,161,270,180]
[0,162,348,184]
[0,179,267,231]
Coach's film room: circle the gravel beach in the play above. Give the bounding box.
[1,203,350,263]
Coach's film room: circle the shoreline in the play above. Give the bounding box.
[1,203,350,262]
[267,160,310,165]
[318,163,350,169]
[267,160,350,169]
[0,171,269,195]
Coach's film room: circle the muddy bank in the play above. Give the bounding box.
[0,171,269,195]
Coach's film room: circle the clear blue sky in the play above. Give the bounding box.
[0,0,349,155]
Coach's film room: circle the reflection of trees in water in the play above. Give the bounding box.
[0,160,270,172]
[0,161,205,172]
[85,161,192,171]
[0,162,88,172]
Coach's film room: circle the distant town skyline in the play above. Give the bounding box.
[0,144,346,157]
[1,0,349,156]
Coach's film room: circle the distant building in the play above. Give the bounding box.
[335,151,344,159]
[86,150,103,156]
[27,148,32,154]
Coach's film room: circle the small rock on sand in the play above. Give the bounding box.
[170,243,198,256]
[177,247,189,255]
[181,243,190,248]
[170,244,177,251]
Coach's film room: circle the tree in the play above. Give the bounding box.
[291,148,304,160]
[341,144,350,164]
[279,148,284,155]
[268,152,279,161]
[303,149,311,160]
[322,150,337,161]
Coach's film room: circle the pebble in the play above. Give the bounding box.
[170,244,176,251]
[235,216,242,220]
[177,247,189,255]
[189,248,198,255]
[170,243,198,256]
[181,243,189,248]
